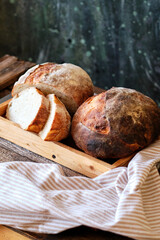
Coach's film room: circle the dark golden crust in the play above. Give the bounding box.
[35,88,46,97]
[71,122,140,159]
[71,87,160,159]
[27,104,49,133]
[43,95,71,141]
[25,63,57,84]
[27,95,49,133]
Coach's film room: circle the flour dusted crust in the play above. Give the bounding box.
[12,63,94,114]
[39,94,71,141]
[6,87,49,133]
[71,87,160,159]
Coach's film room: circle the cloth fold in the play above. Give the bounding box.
[0,140,160,240]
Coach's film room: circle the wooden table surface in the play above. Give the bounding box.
[0,55,133,240]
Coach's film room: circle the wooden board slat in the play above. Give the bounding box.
[0,54,15,62]
[0,61,35,90]
[0,54,35,91]
[0,55,18,71]
[112,153,135,167]
[0,226,35,240]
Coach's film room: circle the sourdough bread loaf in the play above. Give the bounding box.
[6,87,49,133]
[12,62,93,114]
[39,94,71,141]
[71,87,160,159]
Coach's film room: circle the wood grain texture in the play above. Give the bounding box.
[0,55,35,91]
[0,226,35,240]
[0,55,18,71]
[0,61,35,90]
[0,137,81,177]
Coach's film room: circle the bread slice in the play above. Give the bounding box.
[11,63,94,114]
[39,94,71,141]
[6,87,49,133]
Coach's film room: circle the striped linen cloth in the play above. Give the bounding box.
[0,140,160,240]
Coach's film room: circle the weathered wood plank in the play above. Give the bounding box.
[0,55,18,71]
[0,60,35,90]
[0,226,35,240]
[0,137,80,177]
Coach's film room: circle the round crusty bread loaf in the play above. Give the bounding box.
[6,87,49,133]
[12,62,94,114]
[71,87,160,159]
[39,94,71,141]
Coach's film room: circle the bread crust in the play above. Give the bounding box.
[12,63,93,114]
[6,88,49,133]
[39,94,71,141]
[71,87,160,159]
[26,89,49,133]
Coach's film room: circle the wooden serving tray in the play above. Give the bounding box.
[0,98,134,178]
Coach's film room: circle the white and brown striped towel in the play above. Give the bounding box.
[0,139,160,240]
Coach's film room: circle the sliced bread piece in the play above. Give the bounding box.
[6,87,49,133]
[39,94,71,141]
